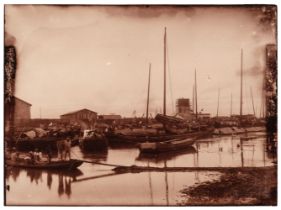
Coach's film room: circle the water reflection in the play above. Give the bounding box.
[80,150,108,162]
[136,146,197,163]
[5,167,21,182]
[27,169,43,185]
[58,173,72,198]
[6,167,83,200]
[6,135,275,205]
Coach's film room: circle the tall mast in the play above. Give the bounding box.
[195,69,198,119]
[146,63,151,125]
[192,85,195,113]
[230,93,232,117]
[260,92,265,118]
[163,27,167,116]
[216,88,220,117]
[250,87,256,117]
[240,49,243,124]
[260,71,265,118]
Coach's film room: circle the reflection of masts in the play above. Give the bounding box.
[240,138,244,167]
[251,145,255,165]
[146,63,151,125]
[231,135,234,162]
[194,142,200,182]
[250,87,256,117]
[164,161,169,206]
[218,141,222,166]
[147,162,154,205]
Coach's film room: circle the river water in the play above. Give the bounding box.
[5,133,274,206]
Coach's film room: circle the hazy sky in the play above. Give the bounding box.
[5,5,276,118]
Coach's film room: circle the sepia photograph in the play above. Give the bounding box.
[4,4,277,206]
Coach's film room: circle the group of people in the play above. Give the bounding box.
[28,149,43,164]
[7,136,73,164]
[8,147,43,164]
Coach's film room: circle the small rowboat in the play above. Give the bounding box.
[138,137,196,154]
[6,159,83,170]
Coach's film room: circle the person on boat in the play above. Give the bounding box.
[57,139,66,160]
[34,148,43,162]
[29,151,35,164]
[10,147,19,162]
[64,137,72,160]
[45,145,52,163]
[5,147,12,160]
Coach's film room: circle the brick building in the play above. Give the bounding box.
[4,96,32,133]
[5,96,32,121]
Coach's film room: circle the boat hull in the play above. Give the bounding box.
[6,137,79,151]
[106,130,211,146]
[6,159,83,170]
[139,138,196,154]
[79,138,108,152]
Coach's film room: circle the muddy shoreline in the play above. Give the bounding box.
[180,166,277,206]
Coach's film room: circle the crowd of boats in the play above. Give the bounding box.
[4,28,274,172]
[4,116,268,171]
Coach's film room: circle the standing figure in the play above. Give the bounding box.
[64,137,72,160]
[34,148,42,162]
[57,140,65,160]
[46,145,52,163]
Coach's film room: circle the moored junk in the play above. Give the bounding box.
[155,114,186,126]
[105,28,214,146]
[6,158,83,170]
[6,125,82,151]
[79,129,108,152]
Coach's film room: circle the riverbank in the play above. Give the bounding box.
[180,166,277,206]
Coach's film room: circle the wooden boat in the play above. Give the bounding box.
[107,28,213,147]
[6,159,83,170]
[79,130,108,152]
[138,137,196,153]
[106,129,211,146]
[6,136,79,151]
[213,126,266,136]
